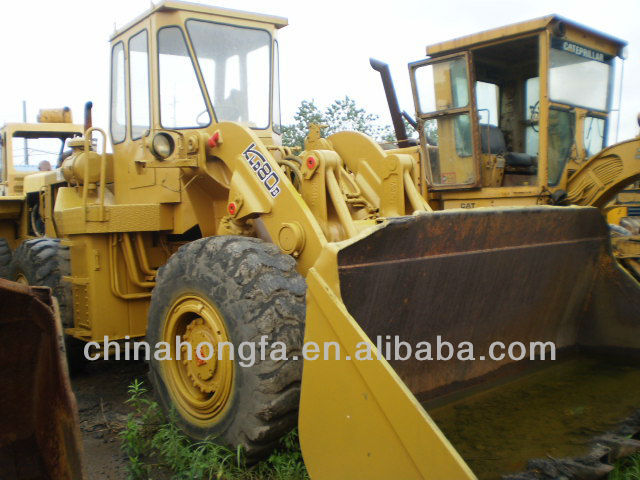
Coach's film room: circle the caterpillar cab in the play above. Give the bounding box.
[373,16,640,212]
[406,15,630,204]
[1,4,640,480]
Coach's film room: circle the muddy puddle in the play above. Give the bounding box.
[425,354,640,479]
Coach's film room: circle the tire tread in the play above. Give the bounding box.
[148,236,305,460]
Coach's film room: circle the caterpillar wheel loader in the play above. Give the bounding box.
[0,114,84,278]
[1,3,640,479]
[370,16,640,278]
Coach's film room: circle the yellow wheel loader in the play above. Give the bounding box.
[1,3,640,479]
[0,115,84,277]
[370,17,640,277]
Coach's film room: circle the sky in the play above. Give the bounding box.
[0,0,638,142]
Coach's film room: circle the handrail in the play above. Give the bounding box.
[81,127,108,221]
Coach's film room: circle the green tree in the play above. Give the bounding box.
[281,99,325,149]
[281,96,411,149]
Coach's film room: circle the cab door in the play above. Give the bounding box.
[410,52,481,190]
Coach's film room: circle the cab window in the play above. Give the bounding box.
[129,30,150,139]
[412,55,476,187]
[110,42,126,143]
[414,56,469,112]
[549,39,612,112]
[187,20,271,129]
[583,115,606,157]
[12,134,67,172]
[158,26,210,129]
[525,77,540,157]
[476,81,499,126]
[547,108,575,186]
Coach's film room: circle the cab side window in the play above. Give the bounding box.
[129,30,151,140]
[110,42,127,143]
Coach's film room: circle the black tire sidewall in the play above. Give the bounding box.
[0,238,14,280]
[147,236,305,454]
[12,238,84,372]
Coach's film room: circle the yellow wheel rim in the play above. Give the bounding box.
[15,273,28,285]
[161,294,234,426]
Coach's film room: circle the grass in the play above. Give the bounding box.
[610,454,640,480]
[121,379,640,480]
[121,379,309,480]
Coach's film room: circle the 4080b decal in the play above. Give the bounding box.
[242,143,281,198]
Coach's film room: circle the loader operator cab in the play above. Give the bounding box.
[408,16,626,192]
[0,121,83,197]
[109,2,284,153]
[107,1,285,205]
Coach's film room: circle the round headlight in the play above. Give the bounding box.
[151,132,175,159]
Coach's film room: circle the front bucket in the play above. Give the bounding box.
[0,280,84,479]
[299,206,640,479]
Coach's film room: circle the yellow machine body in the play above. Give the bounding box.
[0,4,640,479]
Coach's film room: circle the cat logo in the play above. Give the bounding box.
[460,202,475,209]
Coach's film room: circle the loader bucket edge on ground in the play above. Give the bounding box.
[299,206,640,479]
[0,279,84,480]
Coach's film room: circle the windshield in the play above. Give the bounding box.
[158,27,210,129]
[11,134,69,172]
[187,20,271,129]
[549,38,612,111]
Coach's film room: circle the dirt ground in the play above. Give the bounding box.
[72,359,148,479]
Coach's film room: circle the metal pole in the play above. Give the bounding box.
[22,101,28,165]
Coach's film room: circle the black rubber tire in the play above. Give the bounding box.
[0,238,14,279]
[12,238,85,372]
[147,236,306,461]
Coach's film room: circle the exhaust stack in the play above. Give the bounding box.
[84,101,93,132]
[370,58,412,148]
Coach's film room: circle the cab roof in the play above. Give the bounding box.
[110,0,288,41]
[426,15,626,57]
[1,122,84,137]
